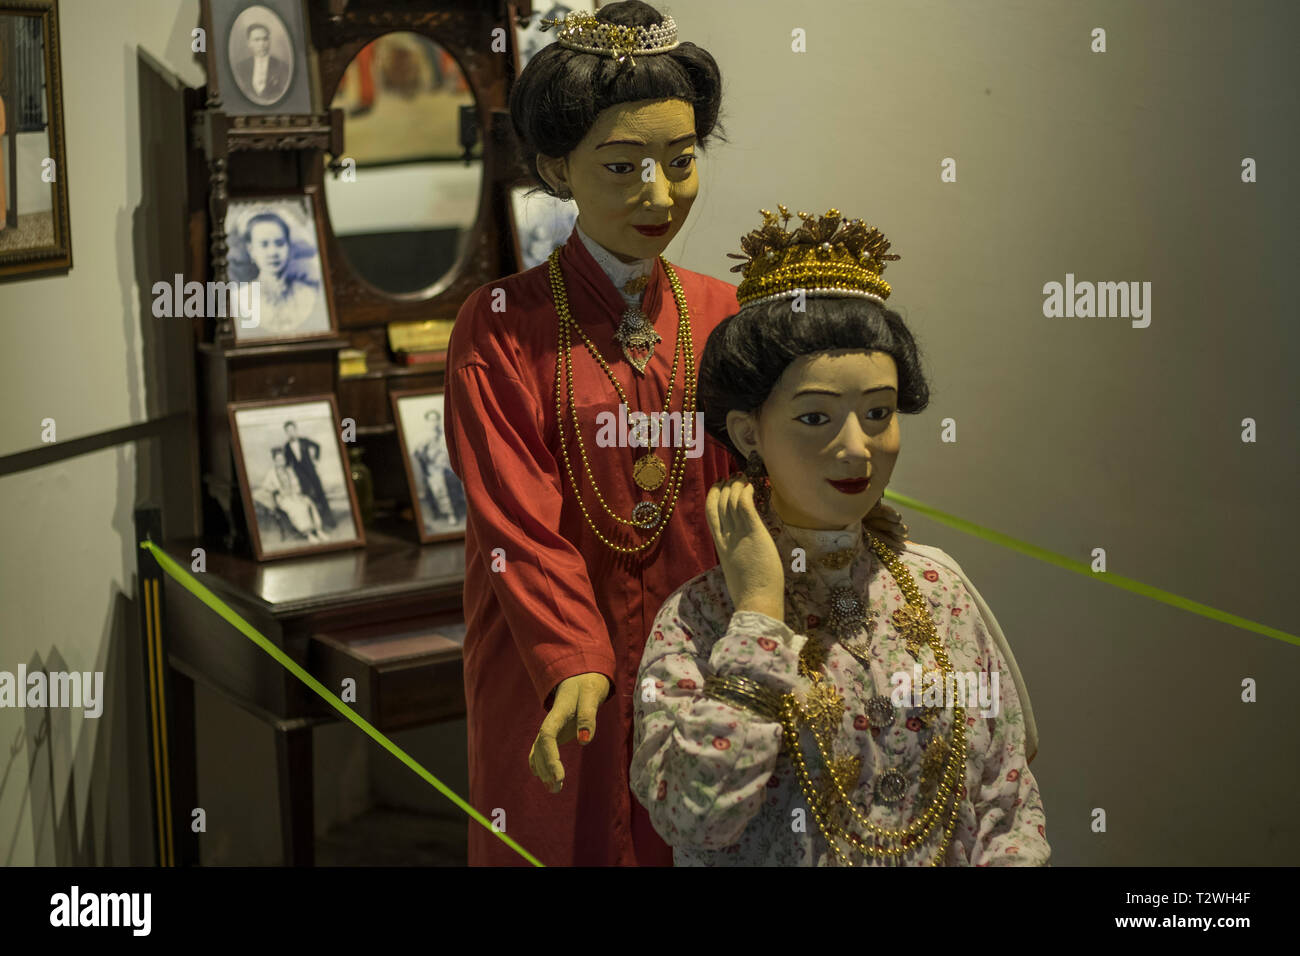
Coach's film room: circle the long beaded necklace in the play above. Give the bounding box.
[777,530,968,866]
[548,246,697,555]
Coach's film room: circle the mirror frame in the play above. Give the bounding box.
[0,0,71,281]
[306,0,518,328]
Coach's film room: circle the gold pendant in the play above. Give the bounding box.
[892,603,933,658]
[801,682,846,738]
[633,453,666,490]
[613,307,661,374]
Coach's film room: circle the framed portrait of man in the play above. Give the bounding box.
[201,0,314,115]
[391,388,468,544]
[228,395,365,560]
[223,189,336,344]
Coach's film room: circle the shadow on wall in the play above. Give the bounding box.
[2,591,156,865]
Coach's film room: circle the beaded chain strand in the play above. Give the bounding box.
[548,247,697,555]
[778,531,968,866]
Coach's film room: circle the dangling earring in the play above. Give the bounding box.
[744,450,771,516]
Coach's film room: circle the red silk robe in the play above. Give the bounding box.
[443,225,739,866]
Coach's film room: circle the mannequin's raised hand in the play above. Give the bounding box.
[529,672,610,794]
[706,475,786,622]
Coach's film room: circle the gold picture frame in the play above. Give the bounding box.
[0,0,71,281]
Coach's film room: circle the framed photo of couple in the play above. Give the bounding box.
[228,395,366,560]
[391,388,468,544]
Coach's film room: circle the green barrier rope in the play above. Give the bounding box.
[882,490,1297,647]
[138,539,544,867]
[141,492,1294,868]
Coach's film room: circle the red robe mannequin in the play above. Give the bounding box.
[444,223,740,866]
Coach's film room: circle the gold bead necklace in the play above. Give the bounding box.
[779,531,967,865]
[548,247,697,555]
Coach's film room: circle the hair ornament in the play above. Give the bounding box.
[539,11,680,68]
[729,206,899,309]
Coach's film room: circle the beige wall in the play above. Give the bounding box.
[0,0,203,457]
[1,0,1296,867]
[669,0,1299,864]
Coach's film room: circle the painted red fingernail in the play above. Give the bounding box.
[578,729,590,743]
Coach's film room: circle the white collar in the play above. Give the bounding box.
[575,219,654,302]
[780,516,864,563]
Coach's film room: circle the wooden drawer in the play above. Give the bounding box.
[310,616,466,732]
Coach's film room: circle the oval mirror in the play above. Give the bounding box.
[324,31,482,296]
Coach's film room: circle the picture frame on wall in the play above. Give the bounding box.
[223,188,336,344]
[0,0,72,281]
[228,395,365,560]
[391,388,468,544]
[200,0,315,116]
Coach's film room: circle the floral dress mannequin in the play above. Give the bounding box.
[632,207,1047,865]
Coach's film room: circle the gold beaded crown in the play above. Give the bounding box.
[728,206,899,309]
[538,11,680,67]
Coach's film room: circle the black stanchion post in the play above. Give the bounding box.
[134,504,181,867]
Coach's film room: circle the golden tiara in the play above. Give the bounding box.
[538,11,680,67]
[729,206,899,308]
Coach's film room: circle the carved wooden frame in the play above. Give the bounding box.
[305,0,521,328]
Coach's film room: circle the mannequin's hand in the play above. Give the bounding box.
[865,501,909,550]
[529,672,611,794]
[706,476,785,621]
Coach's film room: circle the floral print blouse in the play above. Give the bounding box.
[630,509,1050,866]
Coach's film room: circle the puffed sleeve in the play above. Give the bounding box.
[630,579,807,849]
[442,296,615,707]
[964,596,1051,866]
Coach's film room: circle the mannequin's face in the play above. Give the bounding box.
[727,349,901,530]
[537,98,698,263]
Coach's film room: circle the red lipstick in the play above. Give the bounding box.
[826,477,871,495]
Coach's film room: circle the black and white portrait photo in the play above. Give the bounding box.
[512,2,594,74]
[392,389,468,543]
[508,184,579,271]
[224,192,335,344]
[229,397,364,559]
[202,0,313,115]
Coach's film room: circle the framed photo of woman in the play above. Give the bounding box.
[391,388,468,544]
[228,395,365,560]
[223,188,336,344]
[200,0,315,116]
[507,182,578,272]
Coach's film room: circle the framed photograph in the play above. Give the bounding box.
[228,395,365,560]
[510,1,595,76]
[391,388,467,543]
[224,188,336,344]
[0,0,71,281]
[507,183,577,272]
[201,0,314,116]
